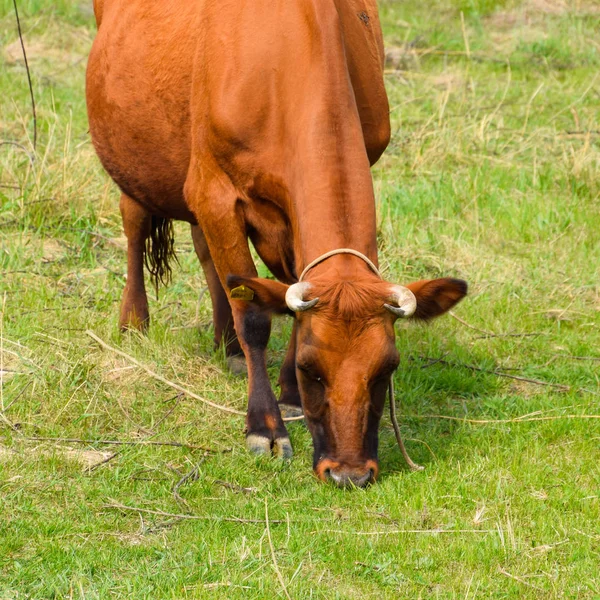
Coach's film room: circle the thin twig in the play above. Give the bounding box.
[104,501,287,524]
[473,332,546,340]
[86,451,120,473]
[411,355,598,395]
[498,567,544,592]
[11,0,37,150]
[85,330,305,421]
[320,528,495,536]
[115,395,153,435]
[214,480,257,494]
[86,330,245,416]
[0,411,19,432]
[24,436,218,452]
[449,312,544,339]
[407,414,600,425]
[555,355,600,362]
[142,517,186,535]
[0,141,34,164]
[265,498,292,600]
[173,464,201,508]
[152,393,183,429]
[3,380,32,412]
[419,353,449,369]
[449,311,496,335]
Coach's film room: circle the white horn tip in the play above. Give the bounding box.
[286,282,319,313]
[385,287,417,318]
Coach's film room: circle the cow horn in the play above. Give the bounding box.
[286,282,319,312]
[384,285,417,318]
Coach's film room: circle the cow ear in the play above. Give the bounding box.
[405,278,468,320]
[226,275,291,315]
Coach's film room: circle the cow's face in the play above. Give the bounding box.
[227,274,467,487]
[294,305,398,487]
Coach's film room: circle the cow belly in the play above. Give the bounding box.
[86,0,200,222]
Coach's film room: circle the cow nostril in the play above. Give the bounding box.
[326,468,373,488]
[352,469,373,488]
[318,460,377,488]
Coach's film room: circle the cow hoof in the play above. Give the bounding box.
[273,437,293,460]
[279,404,304,420]
[246,434,293,459]
[227,355,247,377]
[246,434,271,455]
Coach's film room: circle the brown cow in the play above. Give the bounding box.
[87,0,467,487]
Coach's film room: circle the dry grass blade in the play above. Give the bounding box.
[407,414,600,425]
[86,330,246,416]
[85,451,120,473]
[85,330,305,421]
[320,528,495,536]
[449,312,545,339]
[265,498,293,600]
[214,480,257,494]
[498,567,545,592]
[449,311,496,336]
[0,411,19,432]
[105,501,287,524]
[172,459,206,508]
[412,355,599,395]
[556,355,600,362]
[24,436,218,452]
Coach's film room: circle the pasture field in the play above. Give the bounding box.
[1,0,600,597]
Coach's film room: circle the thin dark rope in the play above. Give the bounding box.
[12,0,37,152]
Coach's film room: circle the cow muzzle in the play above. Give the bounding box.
[316,459,378,488]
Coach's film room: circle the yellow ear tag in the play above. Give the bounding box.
[230,285,255,301]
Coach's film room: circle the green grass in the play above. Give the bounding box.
[1,0,600,597]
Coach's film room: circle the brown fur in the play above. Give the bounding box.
[310,278,392,322]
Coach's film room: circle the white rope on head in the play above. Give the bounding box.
[298,248,380,282]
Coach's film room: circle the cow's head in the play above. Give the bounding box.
[227,271,467,487]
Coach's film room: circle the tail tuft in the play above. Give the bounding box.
[144,216,178,293]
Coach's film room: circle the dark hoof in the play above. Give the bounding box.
[246,434,271,455]
[226,355,248,377]
[246,434,293,459]
[273,437,293,459]
[279,403,304,420]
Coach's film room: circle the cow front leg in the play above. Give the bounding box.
[239,307,292,458]
[190,225,245,374]
[278,323,303,418]
[188,175,291,458]
[119,193,151,331]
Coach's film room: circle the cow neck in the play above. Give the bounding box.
[290,151,379,277]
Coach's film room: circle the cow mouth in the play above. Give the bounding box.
[315,458,379,488]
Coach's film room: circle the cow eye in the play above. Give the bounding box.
[297,363,323,383]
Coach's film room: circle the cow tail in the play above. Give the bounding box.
[144,216,178,294]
